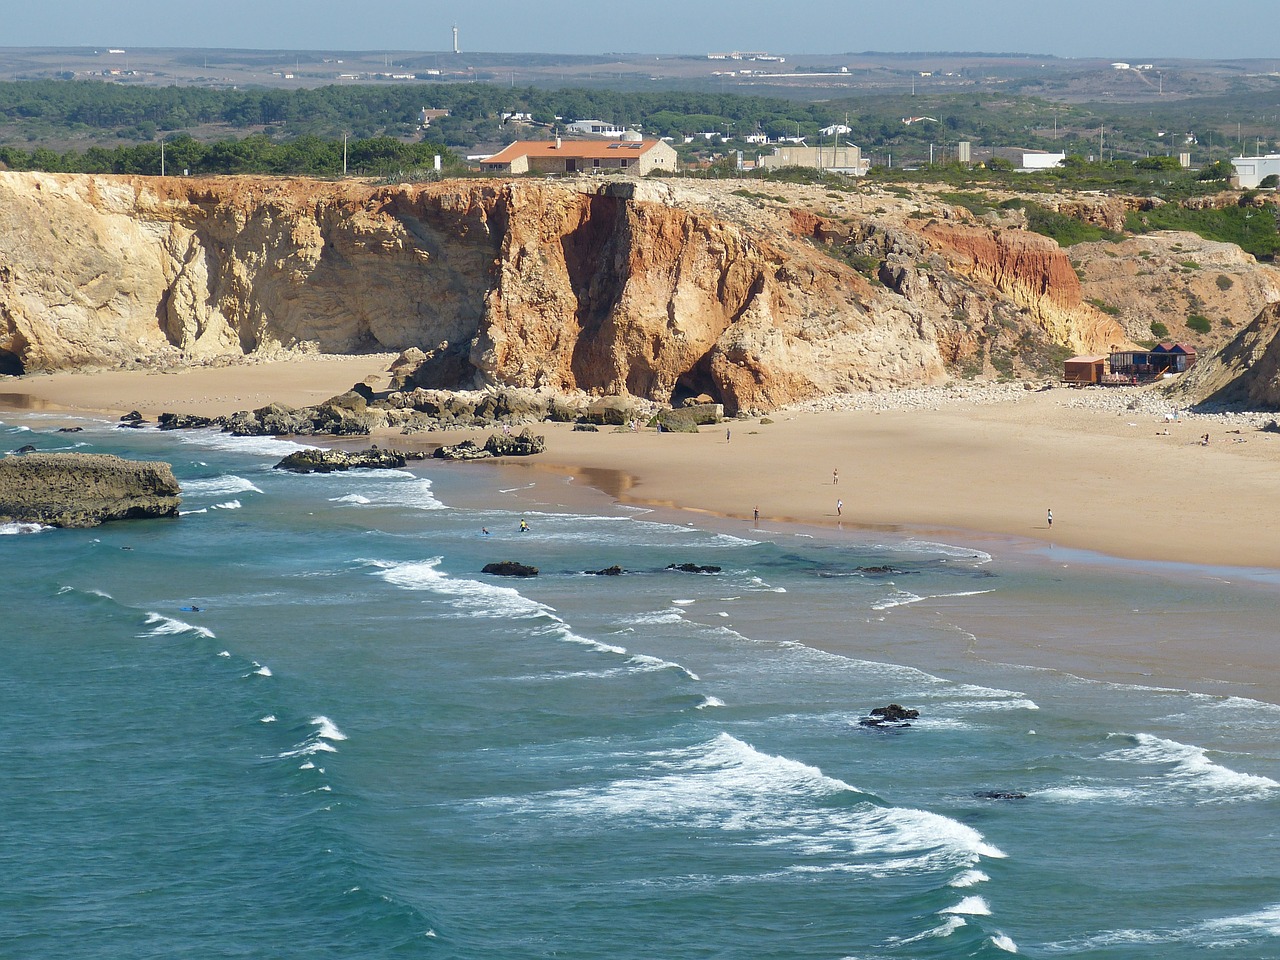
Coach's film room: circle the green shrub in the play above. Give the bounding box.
[1000,199,1122,246]
[1125,204,1280,260]
[1186,314,1212,334]
[1087,298,1121,316]
[1216,274,1235,290]
[1180,260,1201,270]
[1261,174,1280,189]
[938,191,993,217]
[1150,321,1170,338]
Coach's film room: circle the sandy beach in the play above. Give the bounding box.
[5,358,1280,570]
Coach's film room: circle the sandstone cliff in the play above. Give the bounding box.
[0,172,1123,412]
[1166,302,1280,409]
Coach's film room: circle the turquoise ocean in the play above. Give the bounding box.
[4,411,1280,959]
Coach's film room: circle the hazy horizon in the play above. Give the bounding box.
[7,1,1280,62]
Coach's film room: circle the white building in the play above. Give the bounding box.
[564,120,631,138]
[819,124,852,137]
[759,143,865,175]
[1231,154,1280,188]
[1021,151,1066,170]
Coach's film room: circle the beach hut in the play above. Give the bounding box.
[1109,349,1154,379]
[1063,355,1107,384]
[1165,343,1197,373]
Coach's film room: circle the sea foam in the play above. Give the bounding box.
[141,611,215,639]
[486,733,1004,873]
[181,475,264,497]
[0,521,50,535]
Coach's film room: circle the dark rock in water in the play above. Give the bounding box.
[871,703,919,722]
[856,565,910,576]
[974,791,1028,801]
[273,447,407,473]
[157,412,215,431]
[859,703,920,727]
[587,565,625,576]
[14,444,37,454]
[667,562,722,574]
[120,410,145,423]
[482,561,539,577]
[56,426,83,433]
[0,452,181,528]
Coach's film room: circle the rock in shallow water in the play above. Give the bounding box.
[482,561,539,577]
[0,452,180,528]
[273,448,408,473]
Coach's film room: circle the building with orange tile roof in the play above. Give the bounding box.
[480,138,678,176]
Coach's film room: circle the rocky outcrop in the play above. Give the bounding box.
[859,704,920,728]
[434,429,545,461]
[1073,231,1280,353]
[1167,302,1280,409]
[919,222,1123,354]
[0,173,1132,411]
[0,452,180,527]
[273,447,411,473]
[667,562,721,574]
[482,561,538,577]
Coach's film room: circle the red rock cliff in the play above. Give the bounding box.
[0,173,1120,411]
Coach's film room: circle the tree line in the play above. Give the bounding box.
[0,134,456,178]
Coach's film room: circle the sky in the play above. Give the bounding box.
[5,0,1279,61]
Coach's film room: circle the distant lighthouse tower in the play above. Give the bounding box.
[452,24,459,54]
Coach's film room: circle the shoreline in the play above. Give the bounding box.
[5,364,1280,704]
[5,360,1280,571]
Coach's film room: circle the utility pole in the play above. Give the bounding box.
[343,134,348,176]
[160,139,165,177]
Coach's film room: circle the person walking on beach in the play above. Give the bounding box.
[833,468,838,485]
[837,499,843,517]
[726,427,731,443]
[1047,508,1053,529]
[753,506,759,524]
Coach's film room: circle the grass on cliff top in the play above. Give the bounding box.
[999,199,1123,246]
[1125,202,1280,260]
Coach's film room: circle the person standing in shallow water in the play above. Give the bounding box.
[837,499,843,517]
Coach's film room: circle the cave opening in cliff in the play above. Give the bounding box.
[0,349,23,376]
[672,367,721,407]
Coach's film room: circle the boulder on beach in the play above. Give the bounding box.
[0,452,181,528]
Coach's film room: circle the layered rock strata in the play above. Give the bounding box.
[0,452,181,527]
[0,173,1123,411]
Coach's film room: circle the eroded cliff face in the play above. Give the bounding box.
[0,172,1120,411]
